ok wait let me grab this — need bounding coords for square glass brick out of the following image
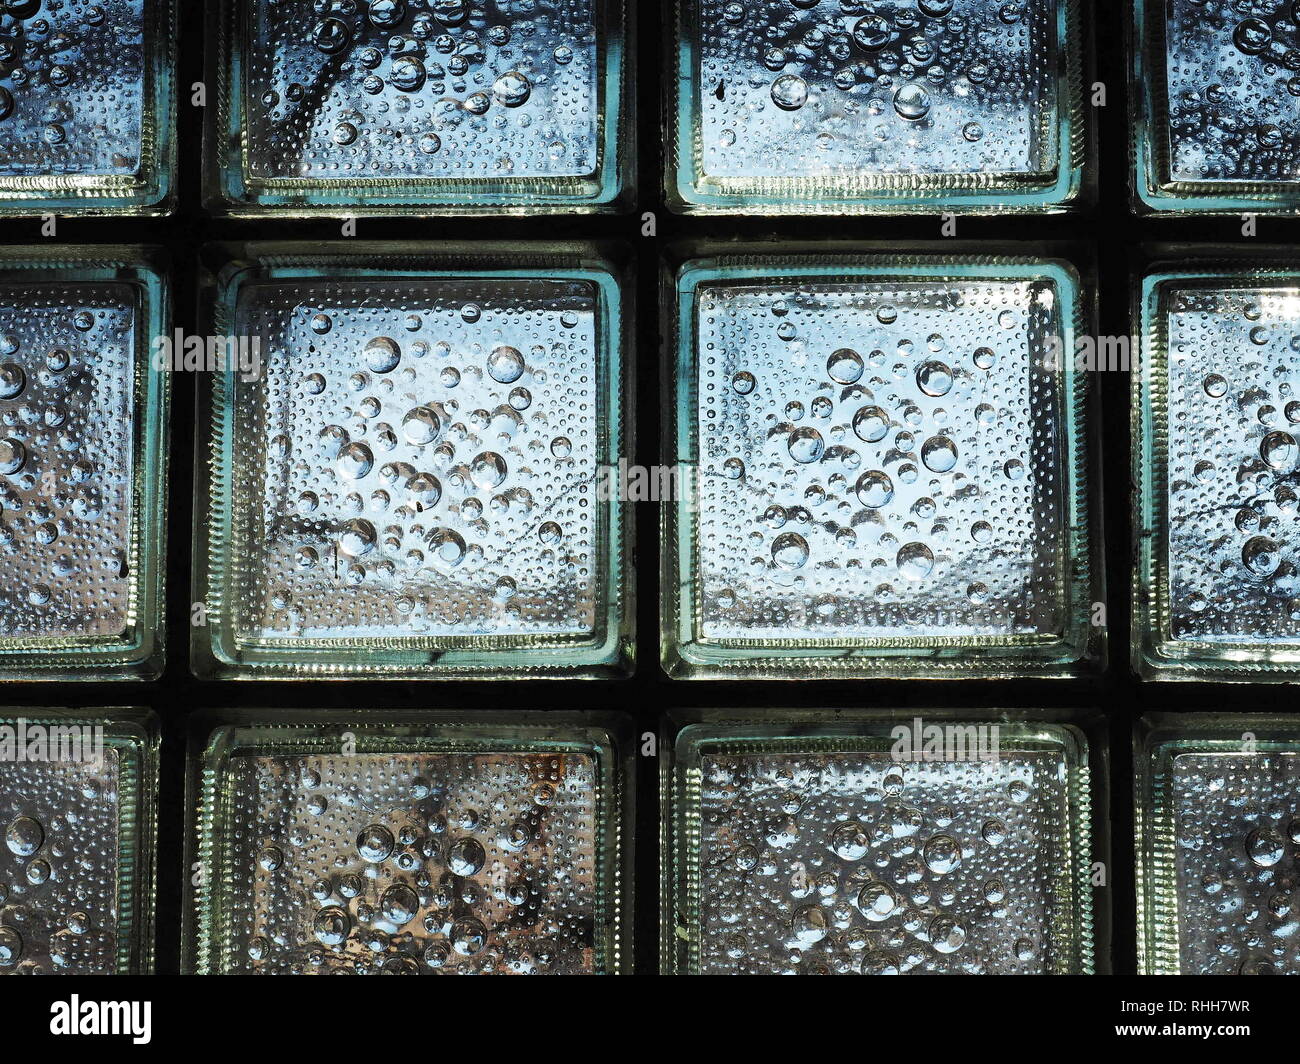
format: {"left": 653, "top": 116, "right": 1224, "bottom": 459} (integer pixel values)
{"left": 664, "top": 252, "right": 1098, "bottom": 679}
{"left": 1134, "top": 263, "right": 1300, "bottom": 679}
{"left": 0, "top": 0, "right": 175, "bottom": 216}
{"left": 670, "top": 0, "right": 1084, "bottom": 214}
{"left": 664, "top": 716, "right": 1096, "bottom": 974}
{"left": 194, "top": 244, "right": 629, "bottom": 678}
{"left": 0, "top": 249, "right": 169, "bottom": 680}
{"left": 1136, "top": 715, "right": 1300, "bottom": 974}
{"left": 0, "top": 709, "right": 158, "bottom": 974}
{"left": 186, "top": 714, "right": 629, "bottom": 974}
{"left": 208, "top": 0, "right": 630, "bottom": 215}
{"left": 1134, "top": 0, "right": 1300, "bottom": 213}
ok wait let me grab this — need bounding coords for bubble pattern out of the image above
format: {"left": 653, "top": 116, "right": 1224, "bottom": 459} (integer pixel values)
{"left": 0, "top": 282, "right": 135, "bottom": 641}
{"left": 1165, "top": 0, "right": 1300, "bottom": 184}
{"left": 0, "top": 0, "right": 146, "bottom": 178}
{"left": 244, "top": 0, "right": 600, "bottom": 182}
{"left": 1165, "top": 284, "right": 1300, "bottom": 643}
{"left": 225, "top": 278, "right": 603, "bottom": 645}
{"left": 692, "top": 0, "right": 1057, "bottom": 182}
{"left": 0, "top": 748, "right": 122, "bottom": 975}
{"left": 1171, "top": 752, "right": 1300, "bottom": 975}
{"left": 692, "top": 747, "right": 1077, "bottom": 974}
{"left": 693, "top": 277, "right": 1067, "bottom": 642}
{"left": 215, "top": 749, "right": 601, "bottom": 974}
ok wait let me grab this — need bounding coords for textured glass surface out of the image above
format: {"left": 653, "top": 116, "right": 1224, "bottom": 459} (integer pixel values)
{"left": 1164, "top": 2, "right": 1300, "bottom": 186}
{"left": 0, "top": 749, "right": 121, "bottom": 974}
{"left": 0, "top": 712, "right": 155, "bottom": 975}
{"left": 0, "top": 0, "right": 144, "bottom": 177}
{"left": 1166, "top": 285, "right": 1300, "bottom": 644}
{"left": 1135, "top": 0, "right": 1300, "bottom": 210}
{"left": 696, "top": 280, "right": 1063, "bottom": 639}
{"left": 215, "top": 0, "right": 626, "bottom": 211}
{"left": 247, "top": 0, "right": 596, "bottom": 180}
{"left": 1137, "top": 718, "right": 1300, "bottom": 974}
{"left": 0, "top": 258, "right": 166, "bottom": 680}
{"left": 232, "top": 281, "right": 600, "bottom": 640}
{"left": 192, "top": 725, "right": 622, "bottom": 974}
{"left": 1135, "top": 269, "right": 1300, "bottom": 678}
{"left": 1170, "top": 752, "right": 1300, "bottom": 975}
{"left": 198, "top": 255, "right": 627, "bottom": 677}
{"left": 701, "top": 1, "right": 1050, "bottom": 179}
{"left": 667, "top": 257, "right": 1095, "bottom": 678}
{"left": 0, "top": 0, "right": 173, "bottom": 213}
{"left": 668, "top": 723, "right": 1094, "bottom": 975}
{"left": 0, "top": 284, "right": 136, "bottom": 640}
{"left": 673, "top": 0, "right": 1081, "bottom": 212}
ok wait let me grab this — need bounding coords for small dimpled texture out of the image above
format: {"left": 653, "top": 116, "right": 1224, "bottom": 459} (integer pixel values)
{"left": 0, "top": 283, "right": 136, "bottom": 641}
{"left": 692, "top": 0, "right": 1057, "bottom": 182}
{"left": 216, "top": 749, "right": 600, "bottom": 974}
{"left": 1164, "top": 0, "right": 1300, "bottom": 185}
{"left": 693, "top": 277, "right": 1067, "bottom": 643}
{"left": 0, "top": 0, "right": 146, "bottom": 178}
{"left": 1164, "top": 284, "right": 1300, "bottom": 644}
{"left": 693, "top": 747, "right": 1075, "bottom": 974}
{"left": 0, "top": 745, "right": 122, "bottom": 974}
{"left": 244, "top": 0, "right": 600, "bottom": 182}
{"left": 1171, "top": 752, "right": 1300, "bottom": 975}
{"left": 226, "top": 278, "right": 602, "bottom": 646}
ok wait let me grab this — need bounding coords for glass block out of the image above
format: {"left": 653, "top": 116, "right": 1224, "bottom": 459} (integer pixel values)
{"left": 664, "top": 251, "right": 1099, "bottom": 679}
{"left": 670, "top": 0, "right": 1084, "bottom": 214}
{"left": 1134, "top": 0, "right": 1300, "bottom": 213}
{"left": 664, "top": 715, "right": 1096, "bottom": 974}
{"left": 1136, "top": 715, "right": 1300, "bottom": 974}
{"left": 1134, "top": 262, "right": 1300, "bottom": 680}
{"left": 0, "top": 709, "right": 158, "bottom": 974}
{"left": 208, "top": 0, "right": 630, "bottom": 215}
{"left": 194, "top": 243, "right": 630, "bottom": 679}
{"left": 0, "top": 249, "right": 169, "bottom": 680}
{"left": 0, "top": 0, "right": 175, "bottom": 216}
{"left": 186, "top": 713, "right": 630, "bottom": 974}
